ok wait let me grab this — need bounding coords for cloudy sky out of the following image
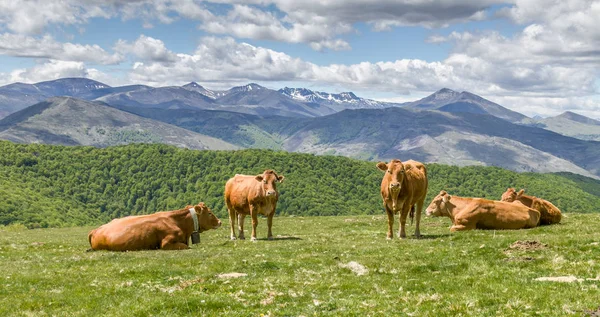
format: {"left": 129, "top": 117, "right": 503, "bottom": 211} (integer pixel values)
{"left": 0, "top": 0, "right": 598, "bottom": 118}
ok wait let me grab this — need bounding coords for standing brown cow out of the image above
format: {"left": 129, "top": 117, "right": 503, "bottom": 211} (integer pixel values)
{"left": 225, "top": 169, "right": 284, "bottom": 241}
{"left": 376, "top": 159, "right": 428, "bottom": 239}
{"left": 501, "top": 188, "right": 562, "bottom": 225}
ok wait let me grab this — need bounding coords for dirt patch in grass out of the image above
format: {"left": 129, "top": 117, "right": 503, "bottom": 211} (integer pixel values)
{"left": 506, "top": 240, "right": 547, "bottom": 251}
{"left": 584, "top": 306, "right": 600, "bottom": 317}
{"left": 503, "top": 240, "right": 547, "bottom": 261}
{"left": 216, "top": 272, "right": 248, "bottom": 279}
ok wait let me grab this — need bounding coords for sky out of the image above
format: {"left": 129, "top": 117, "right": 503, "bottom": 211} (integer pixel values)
{"left": 0, "top": 0, "right": 599, "bottom": 118}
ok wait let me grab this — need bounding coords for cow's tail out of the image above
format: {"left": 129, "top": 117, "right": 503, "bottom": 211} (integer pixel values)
{"left": 86, "top": 229, "right": 95, "bottom": 252}
{"left": 409, "top": 205, "right": 415, "bottom": 225}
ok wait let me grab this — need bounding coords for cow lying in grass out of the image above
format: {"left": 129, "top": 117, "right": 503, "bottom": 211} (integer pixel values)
{"left": 501, "top": 188, "right": 562, "bottom": 225}
{"left": 88, "top": 202, "right": 221, "bottom": 251}
{"left": 425, "top": 190, "right": 540, "bottom": 231}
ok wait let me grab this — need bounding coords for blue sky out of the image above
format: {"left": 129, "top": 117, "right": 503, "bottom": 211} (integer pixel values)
{"left": 0, "top": 0, "right": 598, "bottom": 118}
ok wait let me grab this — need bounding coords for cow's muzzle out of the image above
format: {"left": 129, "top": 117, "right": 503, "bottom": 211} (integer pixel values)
{"left": 266, "top": 190, "right": 276, "bottom": 196}
{"left": 390, "top": 183, "right": 401, "bottom": 191}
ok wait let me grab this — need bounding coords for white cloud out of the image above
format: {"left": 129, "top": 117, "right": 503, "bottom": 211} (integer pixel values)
{"left": 115, "top": 35, "right": 178, "bottom": 63}
{"left": 0, "top": 0, "right": 507, "bottom": 51}
{"left": 0, "top": 33, "right": 123, "bottom": 65}
{"left": 8, "top": 60, "right": 90, "bottom": 83}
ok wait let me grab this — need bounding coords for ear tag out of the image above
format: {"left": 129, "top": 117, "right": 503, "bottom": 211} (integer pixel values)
{"left": 191, "top": 232, "right": 200, "bottom": 244}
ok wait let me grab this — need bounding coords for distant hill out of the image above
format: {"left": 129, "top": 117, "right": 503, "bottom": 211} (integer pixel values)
{"left": 119, "top": 104, "right": 600, "bottom": 178}
{"left": 405, "top": 88, "right": 528, "bottom": 123}
{"left": 535, "top": 111, "right": 600, "bottom": 141}
{"left": 1, "top": 141, "right": 599, "bottom": 228}
{"left": 0, "top": 78, "right": 110, "bottom": 119}
{"left": 0, "top": 97, "right": 238, "bottom": 150}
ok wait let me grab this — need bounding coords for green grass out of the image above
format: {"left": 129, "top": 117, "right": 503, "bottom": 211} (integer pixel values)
{"left": 1, "top": 214, "right": 600, "bottom": 316}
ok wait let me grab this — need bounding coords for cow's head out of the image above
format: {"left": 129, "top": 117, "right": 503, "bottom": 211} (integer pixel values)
{"left": 377, "top": 159, "right": 407, "bottom": 192}
{"left": 501, "top": 187, "right": 517, "bottom": 202}
{"left": 425, "top": 190, "right": 452, "bottom": 217}
{"left": 194, "top": 202, "right": 222, "bottom": 232}
{"left": 255, "top": 169, "right": 284, "bottom": 197}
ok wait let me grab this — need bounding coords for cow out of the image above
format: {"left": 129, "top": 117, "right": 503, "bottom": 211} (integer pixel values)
{"left": 425, "top": 190, "right": 541, "bottom": 231}
{"left": 225, "top": 169, "right": 284, "bottom": 241}
{"left": 88, "top": 202, "right": 221, "bottom": 251}
{"left": 376, "top": 159, "right": 428, "bottom": 239}
{"left": 501, "top": 188, "right": 562, "bottom": 225}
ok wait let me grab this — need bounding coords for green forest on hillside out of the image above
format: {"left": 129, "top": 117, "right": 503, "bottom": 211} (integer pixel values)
{"left": 1, "top": 141, "right": 599, "bottom": 228}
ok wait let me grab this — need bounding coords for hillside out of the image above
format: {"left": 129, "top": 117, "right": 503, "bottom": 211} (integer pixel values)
{"left": 1, "top": 141, "right": 599, "bottom": 228}
{"left": 0, "top": 97, "right": 238, "bottom": 150}
{"left": 2, "top": 214, "right": 600, "bottom": 315}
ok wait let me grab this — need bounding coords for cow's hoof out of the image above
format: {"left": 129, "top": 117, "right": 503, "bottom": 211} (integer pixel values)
{"left": 251, "top": 237, "right": 257, "bottom": 242}
{"left": 238, "top": 236, "right": 245, "bottom": 240}
{"left": 386, "top": 236, "right": 392, "bottom": 240}
{"left": 267, "top": 236, "right": 274, "bottom": 240}
{"left": 230, "top": 236, "right": 237, "bottom": 240}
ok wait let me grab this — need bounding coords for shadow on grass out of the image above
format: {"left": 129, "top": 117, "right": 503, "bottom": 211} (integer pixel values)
{"left": 415, "top": 233, "right": 452, "bottom": 240}
{"left": 259, "top": 236, "right": 302, "bottom": 241}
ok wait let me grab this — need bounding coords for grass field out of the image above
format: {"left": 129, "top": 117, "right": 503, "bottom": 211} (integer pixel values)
{"left": 1, "top": 214, "right": 600, "bottom": 316}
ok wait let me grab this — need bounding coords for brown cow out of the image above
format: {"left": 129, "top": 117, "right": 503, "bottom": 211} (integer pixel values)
{"left": 376, "top": 159, "right": 428, "bottom": 239}
{"left": 88, "top": 202, "right": 221, "bottom": 251}
{"left": 501, "top": 188, "right": 562, "bottom": 225}
{"left": 426, "top": 190, "right": 541, "bottom": 231}
{"left": 225, "top": 169, "right": 284, "bottom": 241}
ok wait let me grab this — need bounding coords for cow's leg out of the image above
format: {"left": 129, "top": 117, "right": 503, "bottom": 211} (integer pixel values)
{"left": 161, "top": 237, "right": 189, "bottom": 250}
{"left": 398, "top": 203, "right": 410, "bottom": 239}
{"left": 249, "top": 205, "right": 259, "bottom": 241}
{"left": 414, "top": 201, "right": 424, "bottom": 238}
{"left": 267, "top": 211, "right": 274, "bottom": 240}
{"left": 228, "top": 207, "right": 237, "bottom": 240}
{"left": 238, "top": 213, "right": 246, "bottom": 240}
{"left": 162, "top": 242, "right": 190, "bottom": 250}
{"left": 385, "top": 205, "right": 394, "bottom": 240}
{"left": 450, "top": 224, "right": 469, "bottom": 232}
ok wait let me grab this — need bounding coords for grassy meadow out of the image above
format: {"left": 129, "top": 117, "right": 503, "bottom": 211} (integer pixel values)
{"left": 1, "top": 214, "right": 600, "bottom": 316}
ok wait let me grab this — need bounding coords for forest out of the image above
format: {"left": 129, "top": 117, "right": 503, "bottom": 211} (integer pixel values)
{"left": 1, "top": 140, "right": 599, "bottom": 228}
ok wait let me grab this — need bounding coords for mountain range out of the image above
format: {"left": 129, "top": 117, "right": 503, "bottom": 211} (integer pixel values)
{"left": 1, "top": 77, "right": 599, "bottom": 178}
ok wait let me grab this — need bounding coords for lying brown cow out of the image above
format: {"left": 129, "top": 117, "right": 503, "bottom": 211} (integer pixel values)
{"left": 501, "top": 188, "right": 562, "bottom": 225}
{"left": 88, "top": 202, "right": 221, "bottom": 251}
{"left": 225, "top": 169, "right": 284, "bottom": 241}
{"left": 426, "top": 190, "right": 541, "bottom": 231}
{"left": 376, "top": 159, "right": 428, "bottom": 239}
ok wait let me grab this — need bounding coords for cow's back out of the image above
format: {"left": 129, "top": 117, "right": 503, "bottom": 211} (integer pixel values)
{"left": 89, "top": 213, "right": 168, "bottom": 251}
{"left": 472, "top": 200, "right": 540, "bottom": 229}
{"left": 225, "top": 174, "right": 258, "bottom": 208}
{"left": 404, "top": 160, "right": 428, "bottom": 202}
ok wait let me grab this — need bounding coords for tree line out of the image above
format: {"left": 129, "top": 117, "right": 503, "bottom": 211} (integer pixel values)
{"left": 0, "top": 141, "right": 599, "bottom": 228}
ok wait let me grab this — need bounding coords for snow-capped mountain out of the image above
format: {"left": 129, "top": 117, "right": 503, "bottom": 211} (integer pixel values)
{"left": 279, "top": 87, "right": 394, "bottom": 111}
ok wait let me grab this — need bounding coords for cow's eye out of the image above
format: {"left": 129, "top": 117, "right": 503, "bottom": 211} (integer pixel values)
{"left": 263, "top": 180, "right": 268, "bottom": 184}
{"left": 387, "top": 170, "right": 392, "bottom": 174}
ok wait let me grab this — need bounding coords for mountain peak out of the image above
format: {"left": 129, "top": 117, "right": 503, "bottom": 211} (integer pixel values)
{"left": 556, "top": 111, "right": 600, "bottom": 126}
{"left": 183, "top": 82, "right": 203, "bottom": 88}
{"left": 432, "top": 88, "right": 459, "bottom": 100}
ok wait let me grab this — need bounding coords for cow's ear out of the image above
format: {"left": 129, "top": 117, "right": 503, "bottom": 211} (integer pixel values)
{"left": 255, "top": 175, "right": 264, "bottom": 182}
{"left": 443, "top": 195, "right": 451, "bottom": 203}
{"left": 277, "top": 175, "right": 285, "bottom": 183}
{"left": 440, "top": 190, "right": 447, "bottom": 195}
{"left": 376, "top": 162, "right": 388, "bottom": 171}
{"left": 517, "top": 189, "right": 525, "bottom": 197}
